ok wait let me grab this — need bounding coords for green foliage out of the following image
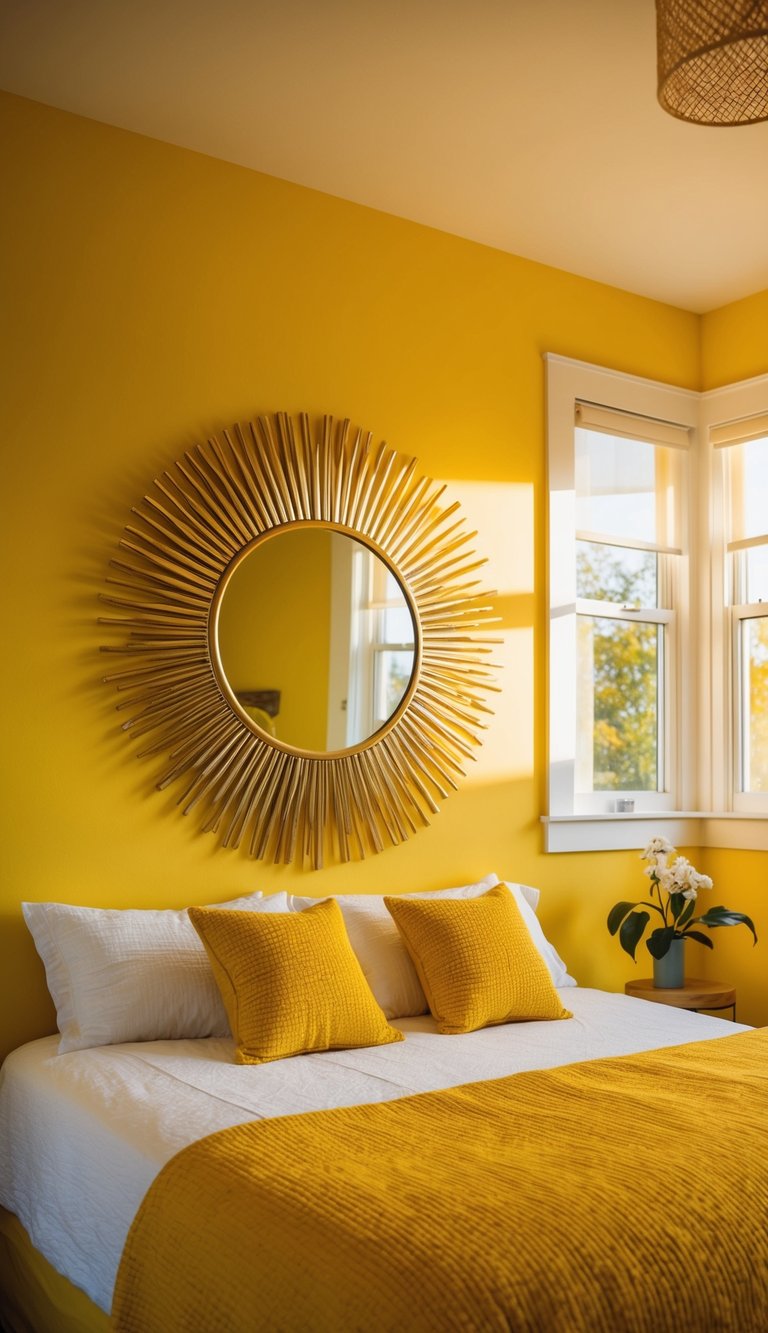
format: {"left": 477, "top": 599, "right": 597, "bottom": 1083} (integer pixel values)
{"left": 696, "top": 906, "right": 758, "bottom": 940}
{"left": 577, "top": 544, "right": 658, "bottom": 791}
{"left": 618, "top": 909, "right": 650, "bottom": 961}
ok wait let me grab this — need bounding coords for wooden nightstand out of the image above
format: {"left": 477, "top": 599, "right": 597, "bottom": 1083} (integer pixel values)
{"left": 624, "top": 977, "right": 737, "bottom": 1021}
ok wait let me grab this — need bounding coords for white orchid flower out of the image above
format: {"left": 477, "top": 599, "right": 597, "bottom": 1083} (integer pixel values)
{"left": 641, "top": 835, "right": 674, "bottom": 861}
{"left": 670, "top": 855, "right": 692, "bottom": 877}
{"left": 658, "top": 869, "right": 683, "bottom": 894}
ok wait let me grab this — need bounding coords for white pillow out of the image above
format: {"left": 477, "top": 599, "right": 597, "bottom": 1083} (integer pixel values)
{"left": 497, "top": 882, "right": 576, "bottom": 989}
{"left": 405, "top": 875, "right": 575, "bottom": 989}
{"left": 407, "top": 877, "right": 539, "bottom": 911}
{"left": 290, "top": 876, "right": 500, "bottom": 1019}
{"left": 290, "top": 874, "right": 574, "bottom": 1019}
{"left": 22, "top": 891, "right": 290, "bottom": 1052}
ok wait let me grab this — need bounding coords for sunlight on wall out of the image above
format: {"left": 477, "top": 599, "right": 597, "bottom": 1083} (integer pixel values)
{"left": 547, "top": 486, "right": 577, "bottom": 767}
{"left": 467, "top": 627, "right": 534, "bottom": 781}
{"left": 442, "top": 481, "right": 535, "bottom": 782}
{"left": 447, "top": 480, "right": 534, "bottom": 596}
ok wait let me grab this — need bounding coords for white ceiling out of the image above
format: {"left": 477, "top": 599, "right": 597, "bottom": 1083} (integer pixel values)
{"left": 2, "top": 0, "right": 767, "bottom": 313}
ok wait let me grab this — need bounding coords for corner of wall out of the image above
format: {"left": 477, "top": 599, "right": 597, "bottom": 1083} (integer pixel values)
{"left": 699, "top": 288, "right": 768, "bottom": 390}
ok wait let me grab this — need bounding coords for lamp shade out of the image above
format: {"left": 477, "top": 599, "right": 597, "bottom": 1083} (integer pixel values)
{"left": 656, "top": 0, "right": 768, "bottom": 125}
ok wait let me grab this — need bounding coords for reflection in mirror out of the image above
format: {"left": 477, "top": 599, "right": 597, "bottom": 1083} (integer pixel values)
{"left": 216, "top": 528, "right": 416, "bottom": 753}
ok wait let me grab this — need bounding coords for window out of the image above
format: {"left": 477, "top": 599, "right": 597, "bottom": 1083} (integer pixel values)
{"left": 365, "top": 555, "right": 416, "bottom": 735}
{"left": 712, "top": 414, "right": 768, "bottom": 811}
{"left": 546, "top": 355, "right": 768, "bottom": 853}
{"left": 574, "top": 405, "right": 685, "bottom": 804}
{"left": 327, "top": 537, "right": 415, "bottom": 749}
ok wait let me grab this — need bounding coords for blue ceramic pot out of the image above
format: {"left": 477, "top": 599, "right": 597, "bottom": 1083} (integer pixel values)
{"left": 653, "top": 938, "right": 685, "bottom": 988}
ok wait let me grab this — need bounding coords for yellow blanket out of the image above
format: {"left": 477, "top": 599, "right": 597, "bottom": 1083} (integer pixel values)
{"left": 112, "top": 1029, "right": 768, "bottom": 1332}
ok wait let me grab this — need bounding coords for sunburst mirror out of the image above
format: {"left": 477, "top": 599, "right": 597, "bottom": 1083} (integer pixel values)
{"left": 101, "top": 413, "right": 498, "bottom": 867}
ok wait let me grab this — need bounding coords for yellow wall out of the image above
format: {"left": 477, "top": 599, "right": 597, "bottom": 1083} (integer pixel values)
{"left": 695, "top": 848, "right": 764, "bottom": 1022}
{"left": 700, "top": 288, "right": 768, "bottom": 390}
{"left": 0, "top": 90, "right": 763, "bottom": 1062}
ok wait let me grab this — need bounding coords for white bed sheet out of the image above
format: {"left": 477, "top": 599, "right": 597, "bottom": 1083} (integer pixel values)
{"left": 0, "top": 988, "right": 748, "bottom": 1314}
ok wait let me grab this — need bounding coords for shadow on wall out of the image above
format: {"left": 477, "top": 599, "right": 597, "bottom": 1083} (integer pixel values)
{"left": 0, "top": 911, "right": 56, "bottom": 1065}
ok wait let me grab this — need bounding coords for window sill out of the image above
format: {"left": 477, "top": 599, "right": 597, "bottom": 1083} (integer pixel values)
{"left": 542, "top": 812, "right": 768, "bottom": 853}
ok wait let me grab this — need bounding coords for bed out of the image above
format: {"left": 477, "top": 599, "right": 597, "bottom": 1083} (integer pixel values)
{"left": 0, "top": 878, "right": 765, "bottom": 1331}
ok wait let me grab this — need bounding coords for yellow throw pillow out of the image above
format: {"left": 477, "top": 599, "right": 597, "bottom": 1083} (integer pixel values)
{"left": 188, "top": 899, "right": 403, "bottom": 1065}
{"left": 384, "top": 884, "right": 572, "bottom": 1034}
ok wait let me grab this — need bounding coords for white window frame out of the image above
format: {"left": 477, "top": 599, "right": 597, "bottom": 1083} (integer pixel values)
{"left": 544, "top": 354, "right": 768, "bottom": 853}
{"left": 327, "top": 540, "right": 415, "bottom": 749}
{"left": 700, "top": 376, "right": 768, "bottom": 821}
{"left": 368, "top": 554, "right": 416, "bottom": 734}
{"left": 573, "top": 601, "right": 675, "bottom": 811}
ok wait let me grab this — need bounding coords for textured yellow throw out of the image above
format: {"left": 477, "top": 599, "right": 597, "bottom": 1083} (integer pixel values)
{"left": 112, "top": 1030, "right": 768, "bottom": 1332}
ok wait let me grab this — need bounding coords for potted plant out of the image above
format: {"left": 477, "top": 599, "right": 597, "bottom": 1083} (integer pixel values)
{"left": 608, "top": 836, "right": 758, "bottom": 988}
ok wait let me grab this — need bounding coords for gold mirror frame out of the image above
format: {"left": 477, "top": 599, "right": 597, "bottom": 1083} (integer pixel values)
{"left": 101, "top": 413, "right": 498, "bottom": 867}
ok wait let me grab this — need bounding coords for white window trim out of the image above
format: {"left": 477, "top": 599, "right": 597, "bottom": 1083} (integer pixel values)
{"left": 701, "top": 372, "right": 768, "bottom": 820}
{"left": 543, "top": 812, "right": 768, "bottom": 853}
{"left": 544, "top": 354, "right": 768, "bottom": 853}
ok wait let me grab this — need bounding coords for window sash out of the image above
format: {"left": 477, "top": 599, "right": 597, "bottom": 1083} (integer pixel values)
{"left": 576, "top": 528, "right": 681, "bottom": 557}
{"left": 576, "top": 599, "right": 673, "bottom": 624}
{"left": 732, "top": 605, "right": 768, "bottom": 807}
{"left": 547, "top": 355, "right": 698, "bottom": 828}
{"left": 574, "top": 425, "right": 684, "bottom": 552}
{"left": 575, "top": 612, "right": 669, "bottom": 799}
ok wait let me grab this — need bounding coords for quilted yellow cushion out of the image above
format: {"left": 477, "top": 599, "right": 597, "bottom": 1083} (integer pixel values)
{"left": 189, "top": 899, "right": 403, "bottom": 1064}
{"left": 384, "top": 884, "right": 572, "bottom": 1034}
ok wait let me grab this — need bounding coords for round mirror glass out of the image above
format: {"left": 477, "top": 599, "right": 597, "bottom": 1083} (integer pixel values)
{"left": 215, "top": 528, "right": 417, "bottom": 753}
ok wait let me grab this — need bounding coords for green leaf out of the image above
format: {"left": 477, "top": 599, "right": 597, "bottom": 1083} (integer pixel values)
{"left": 619, "top": 910, "right": 650, "bottom": 960}
{"left": 677, "top": 898, "right": 696, "bottom": 929}
{"left": 646, "top": 925, "right": 677, "bottom": 959}
{"left": 607, "top": 901, "right": 639, "bottom": 936}
{"left": 680, "top": 929, "right": 714, "bottom": 949}
{"left": 693, "top": 907, "right": 758, "bottom": 945}
{"left": 670, "top": 894, "right": 685, "bottom": 922}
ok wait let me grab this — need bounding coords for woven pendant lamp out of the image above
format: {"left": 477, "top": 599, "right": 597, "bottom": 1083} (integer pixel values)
{"left": 656, "top": 0, "right": 768, "bottom": 125}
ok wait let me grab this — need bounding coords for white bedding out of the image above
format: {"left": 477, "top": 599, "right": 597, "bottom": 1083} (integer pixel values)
{"left": 0, "top": 988, "right": 748, "bottom": 1314}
